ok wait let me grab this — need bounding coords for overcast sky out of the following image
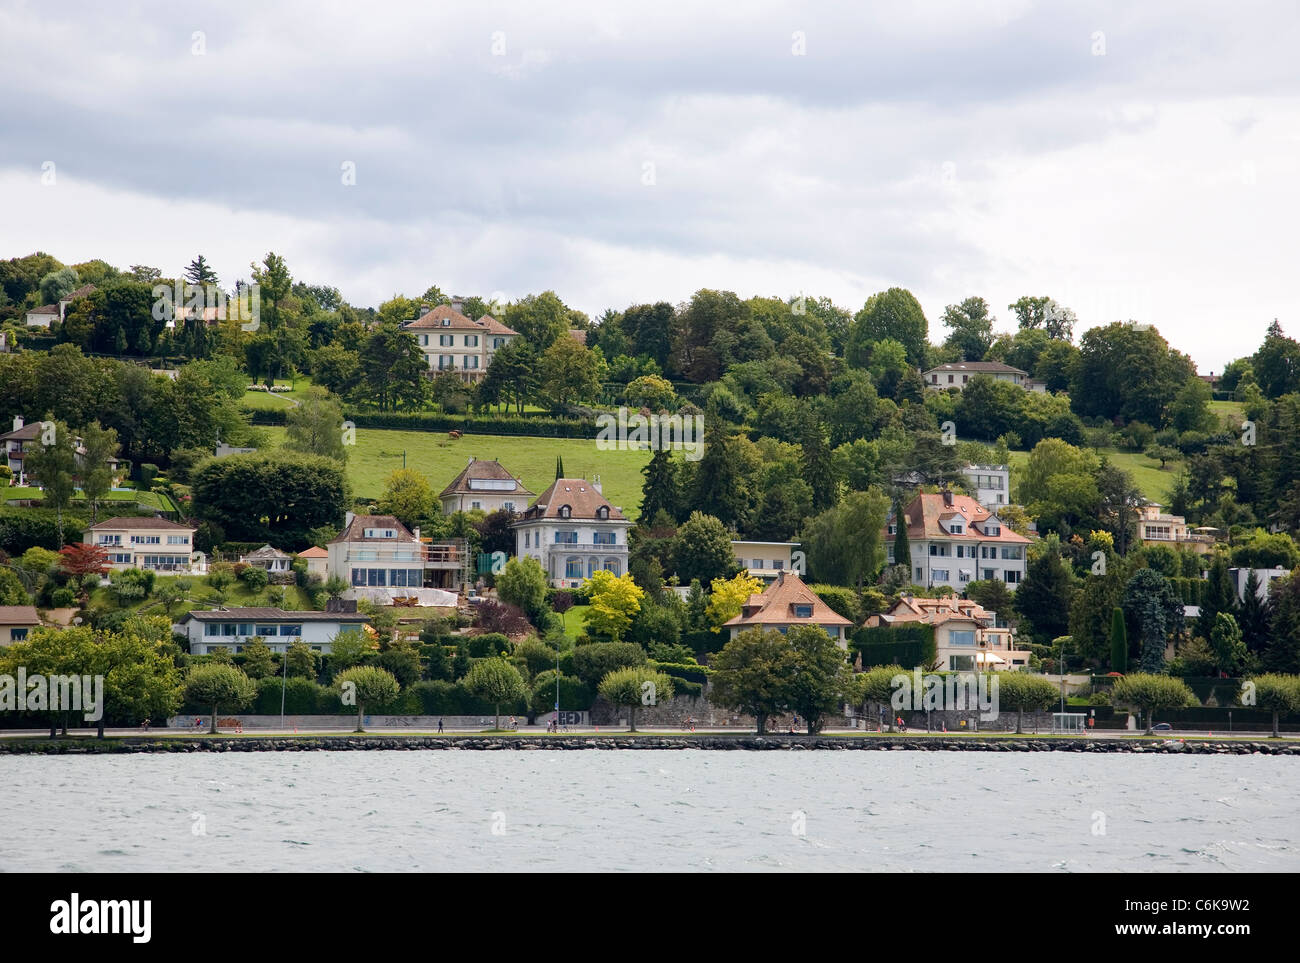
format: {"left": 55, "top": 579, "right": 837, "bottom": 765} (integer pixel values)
{"left": 2, "top": 0, "right": 1298, "bottom": 371}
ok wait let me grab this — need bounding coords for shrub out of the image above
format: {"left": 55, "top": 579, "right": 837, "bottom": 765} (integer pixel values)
{"left": 239, "top": 566, "right": 269, "bottom": 591}
{"left": 467, "top": 632, "right": 512, "bottom": 658}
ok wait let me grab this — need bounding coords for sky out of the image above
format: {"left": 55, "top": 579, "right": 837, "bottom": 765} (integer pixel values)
{"left": 2, "top": 0, "right": 1298, "bottom": 372}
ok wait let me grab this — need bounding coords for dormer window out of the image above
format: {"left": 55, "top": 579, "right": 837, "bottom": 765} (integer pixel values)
{"left": 596, "top": 506, "right": 609, "bottom": 520}
{"left": 949, "top": 521, "right": 963, "bottom": 534}
{"left": 793, "top": 604, "right": 813, "bottom": 618}
{"left": 559, "top": 505, "right": 571, "bottom": 519}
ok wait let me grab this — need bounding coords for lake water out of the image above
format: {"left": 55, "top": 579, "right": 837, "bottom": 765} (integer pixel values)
{"left": 3, "top": 751, "right": 1297, "bottom": 872}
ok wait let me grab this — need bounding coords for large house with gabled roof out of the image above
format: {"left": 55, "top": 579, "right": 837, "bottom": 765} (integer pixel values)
{"left": 886, "top": 490, "right": 1030, "bottom": 591}
{"left": 512, "top": 477, "right": 630, "bottom": 588}
{"left": 402, "top": 300, "right": 519, "bottom": 383}
{"left": 24, "top": 283, "right": 97, "bottom": 328}
{"left": 439, "top": 457, "right": 534, "bottom": 515}
{"left": 922, "top": 361, "right": 1030, "bottom": 390}
{"left": 722, "top": 570, "right": 852, "bottom": 647}
{"left": 327, "top": 512, "right": 467, "bottom": 596}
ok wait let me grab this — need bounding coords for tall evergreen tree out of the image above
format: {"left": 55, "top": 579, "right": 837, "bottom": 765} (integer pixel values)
{"left": 639, "top": 449, "right": 679, "bottom": 524}
{"left": 556, "top": 456, "right": 564, "bottom": 479}
{"left": 1198, "top": 554, "right": 1236, "bottom": 641}
{"left": 1109, "top": 606, "right": 1128, "bottom": 673}
{"left": 891, "top": 498, "right": 911, "bottom": 572}
{"left": 800, "top": 416, "right": 837, "bottom": 511}
{"left": 184, "top": 255, "right": 219, "bottom": 287}
{"left": 1238, "top": 569, "right": 1272, "bottom": 653}
{"left": 1015, "top": 540, "right": 1077, "bottom": 644}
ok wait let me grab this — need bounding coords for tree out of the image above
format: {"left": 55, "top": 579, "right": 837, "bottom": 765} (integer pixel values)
{"left": 95, "top": 617, "right": 183, "bottom": 738}
{"left": 77, "top": 421, "right": 119, "bottom": 524}
{"left": 671, "top": 511, "right": 739, "bottom": 585}
{"left": 1208, "top": 613, "right": 1246, "bottom": 676}
{"left": 1112, "top": 673, "right": 1196, "bottom": 734}
{"left": 242, "top": 637, "right": 276, "bottom": 679}
{"left": 504, "top": 291, "right": 572, "bottom": 350}
{"left": 284, "top": 387, "right": 347, "bottom": 461}
{"left": 891, "top": 497, "right": 911, "bottom": 573}
{"left": 1238, "top": 570, "right": 1271, "bottom": 654}
{"left": 184, "top": 664, "right": 257, "bottom": 734}
{"left": 358, "top": 325, "right": 427, "bottom": 411}
{"left": 624, "top": 374, "right": 677, "bottom": 412}
{"left": 848, "top": 288, "right": 928, "bottom": 368}
{"left": 286, "top": 639, "right": 318, "bottom": 679}
{"left": 1008, "top": 296, "right": 1076, "bottom": 341}
{"left": 710, "top": 628, "right": 797, "bottom": 734}
{"left": 996, "top": 672, "right": 1061, "bottom": 733}
{"left": 23, "top": 418, "right": 78, "bottom": 546}
{"left": 1110, "top": 607, "right": 1128, "bottom": 673}
{"left": 465, "top": 657, "right": 527, "bottom": 730}
{"left": 1244, "top": 674, "right": 1300, "bottom": 738}
{"left": 785, "top": 626, "right": 852, "bottom": 733}
{"left": 1198, "top": 555, "right": 1236, "bottom": 642}
{"left": 191, "top": 452, "right": 347, "bottom": 545}
{"left": 1122, "top": 568, "right": 1184, "bottom": 674}
{"left": 334, "top": 665, "right": 400, "bottom": 732}
{"left": 39, "top": 267, "right": 79, "bottom": 305}
{"left": 598, "top": 666, "right": 674, "bottom": 732}
{"left": 582, "top": 570, "right": 645, "bottom": 641}
{"left": 378, "top": 469, "right": 433, "bottom": 530}
{"left": 1015, "top": 541, "right": 1077, "bottom": 645}
{"left": 639, "top": 449, "right": 680, "bottom": 524}
{"left": 1251, "top": 320, "right": 1300, "bottom": 398}
{"left": 1070, "top": 323, "right": 1197, "bottom": 426}
{"left": 184, "top": 255, "right": 219, "bottom": 287}
{"left": 57, "top": 543, "right": 108, "bottom": 578}
{"left": 941, "top": 296, "right": 995, "bottom": 361}
{"left": 854, "top": 664, "right": 906, "bottom": 732}
{"left": 801, "top": 488, "right": 891, "bottom": 589}
{"left": 705, "top": 573, "right": 766, "bottom": 632}
{"left": 537, "top": 337, "right": 604, "bottom": 412}
{"left": 496, "top": 556, "right": 549, "bottom": 625}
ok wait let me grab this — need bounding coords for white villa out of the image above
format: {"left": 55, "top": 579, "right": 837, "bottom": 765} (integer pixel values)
{"left": 84, "top": 516, "right": 203, "bottom": 573}
{"left": 175, "top": 605, "right": 370, "bottom": 654}
{"left": 402, "top": 301, "right": 519, "bottom": 383}
{"left": 512, "top": 477, "right": 631, "bottom": 588}
{"left": 730, "top": 540, "right": 800, "bottom": 582}
{"left": 439, "top": 457, "right": 534, "bottom": 515}
{"left": 922, "top": 361, "right": 1030, "bottom": 390}
{"left": 867, "top": 595, "right": 1029, "bottom": 671}
{"left": 24, "top": 283, "right": 96, "bottom": 328}
{"left": 887, "top": 491, "right": 1030, "bottom": 591}
{"left": 327, "top": 513, "right": 467, "bottom": 597}
{"left": 962, "top": 464, "right": 1010, "bottom": 509}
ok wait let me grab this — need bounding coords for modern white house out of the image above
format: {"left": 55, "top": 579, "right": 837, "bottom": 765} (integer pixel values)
{"left": 886, "top": 491, "right": 1030, "bottom": 591}
{"left": 512, "top": 477, "right": 631, "bottom": 588}
{"left": 175, "top": 605, "right": 370, "bottom": 654}
{"left": 1229, "top": 566, "right": 1291, "bottom": 602}
{"left": 1135, "top": 503, "right": 1215, "bottom": 555}
{"left": 402, "top": 301, "right": 519, "bottom": 383}
{"left": 962, "top": 464, "right": 1010, "bottom": 509}
{"left": 439, "top": 457, "right": 534, "bottom": 515}
{"left": 866, "top": 595, "right": 1029, "bottom": 671}
{"left": 721, "top": 570, "right": 852, "bottom": 647}
{"left": 922, "top": 361, "right": 1029, "bottom": 390}
{"left": 84, "top": 516, "right": 203, "bottom": 573}
{"left": 730, "top": 540, "right": 801, "bottom": 582}
{"left": 327, "top": 513, "right": 467, "bottom": 597}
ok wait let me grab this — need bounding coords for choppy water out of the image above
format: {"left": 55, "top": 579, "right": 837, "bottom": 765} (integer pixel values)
{"left": 2, "top": 751, "right": 1296, "bottom": 871}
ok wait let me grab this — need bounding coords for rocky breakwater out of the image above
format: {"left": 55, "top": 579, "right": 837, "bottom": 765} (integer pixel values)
{"left": 2, "top": 735, "right": 1299, "bottom": 754}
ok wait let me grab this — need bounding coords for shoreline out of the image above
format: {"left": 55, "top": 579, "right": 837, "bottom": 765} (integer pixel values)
{"left": 3, "top": 734, "right": 1299, "bottom": 754}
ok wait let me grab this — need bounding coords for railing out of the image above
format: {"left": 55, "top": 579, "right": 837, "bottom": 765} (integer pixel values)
{"left": 545, "top": 542, "right": 625, "bottom": 551}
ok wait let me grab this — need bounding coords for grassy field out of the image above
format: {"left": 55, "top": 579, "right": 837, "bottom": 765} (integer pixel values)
{"left": 256, "top": 426, "right": 652, "bottom": 513}
{"left": 240, "top": 375, "right": 317, "bottom": 410}
{"left": 561, "top": 604, "right": 590, "bottom": 639}
{"left": 88, "top": 573, "right": 319, "bottom": 622}
{"left": 1007, "top": 447, "right": 1177, "bottom": 504}
{"left": 4, "top": 486, "right": 178, "bottom": 513}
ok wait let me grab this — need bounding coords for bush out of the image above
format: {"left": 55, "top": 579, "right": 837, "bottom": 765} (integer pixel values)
{"left": 852, "top": 624, "right": 936, "bottom": 669}
{"left": 0, "top": 507, "right": 90, "bottom": 554}
{"left": 809, "top": 585, "right": 860, "bottom": 624}
{"left": 239, "top": 566, "right": 269, "bottom": 591}
{"left": 50, "top": 587, "right": 75, "bottom": 607}
{"left": 467, "top": 632, "right": 512, "bottom": 658}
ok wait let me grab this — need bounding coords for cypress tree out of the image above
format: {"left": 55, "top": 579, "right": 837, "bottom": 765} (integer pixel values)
{"left": 556, "top": 456, "right": 564, "bottom": 479}
{"left": 1109, "top": 606, "right": 1128, "bottom": 673}
{"left": 892, "top": 497, "right": 911, "bottom": 572}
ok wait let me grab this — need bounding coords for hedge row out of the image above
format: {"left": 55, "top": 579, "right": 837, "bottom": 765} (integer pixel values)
{"left": 852, "top": 624, "right": 937, "bottom": 669}
{"left": 0, "top": 506, "right": 90, "bottom": 554}
{"left": 246, "top": 408, "right": 603, "bottom": 438}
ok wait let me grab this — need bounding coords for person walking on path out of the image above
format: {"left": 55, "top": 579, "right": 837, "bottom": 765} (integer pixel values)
{"left": 437, "top": 718, "right": 444, "bottom": 733}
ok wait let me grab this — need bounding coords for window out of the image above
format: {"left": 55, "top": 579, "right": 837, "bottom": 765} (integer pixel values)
{"left": 167, "top": 535, "right": 189, "bottom": 545}
{"left": 587, "top": 557, "right": 598, "bottom": 578}
{"left": 603, "top": 558, "right": 620, "bottom": 575}
{"left": 597, "top": 506, "right": 609, "bottom": 520}
{"left": 363, "top": 528, "right": 396, "bottom": 539}
{"left": 504, "top": 502, "right": 514, "bottom": 512}
{"left": 887, "top": 523, "right": 896, "bottom": 535}
{"left": 222, "top": 623, "right": 238, "bottom": 636}
{"left": 464, "top": 335, "right": 479, "bottom": 347}
{"left": 793, "top": 604, "right": 813, "bottom": 618}
{"left": 985, "top": 523, "right": 1001, "bottom": 536}
{"left": 983, "top": 568, "right": 995, "bottom": 581}
{"left": 554, "top": 531, "right": 578, "bottom": 544}
{"left": 280, "top": 624, "right": 302, "bottom": 636}
{"left": 471, "top": 501, "right": 481, "bottom": 510}
{"left": 524, "top": 532, "right": 530, "bottom": 548}
{"left": 468, "top": 356, "right": 479, "bottom": 369}
{"left": 11, "top": 627, "right": 28, "bottom": 641}
{"left": 565, "top": 557, "right": 582, "bottom": 579}
{"left": 1000, "top": 546, "right": 1023, "bottom": 560}
{"left": 949, "top": 522, "right": 963, "bottom": 534}
{"left": 950, "top": 630, "right": 975, "bottom": 647}
{"left": 440, "top": 334, "right": 453, "bottom": 346}
{"left": 752, "top": 558, "right": 764, "bottom": 569}
{"left": 931, "top": 374, "right": 938, "bottom": 383}
{"left": 963, "top": 375, "right": 969, "bottom": 384}
{"left": 932, "top": 569, "right": 950, "bottom": 582}
{"left": 947, "top": 374, "right": 954, "bottom": 383}
{"left": 205, "top": 623, "right": 220, "bottom": 636}
{"left": 257, "top": 625, "right": 279, "bottom": 636}
{"left": 559, "top": 505, "right": 571, "bottom": 518}
{"left": 420, "top": 334, "right": 428, "bottom": 346}
{"left": 109, "top": 553, "right": 132, "bottom": 564}
{"left": 1004, "top": 570, "right": 1021, "bottom": 584}
{"left": 915, "top": 567, "right": 924, "bottom": 581}
{"left": 131, "top": 535, "right": 161, "bottom": 544}
{"left": 949, "top": 655, "right": 975, "bottom": 671}
{"left": 98, "top": 534, "right": 121, "bottom": 545}
{"left": 594, "top": 532, "right": 616, "bottom": 545}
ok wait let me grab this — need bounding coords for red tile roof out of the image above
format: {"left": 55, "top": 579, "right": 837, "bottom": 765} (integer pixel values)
{"left": 439, "top": 457, "right": 534, "bottom": 498}
{"left": 890, "top": 492, "right": 1029, "bottom": 544}
{"left": 519, "top": 479, "right": 626, "bottom": 521}
{"left": 404, "top": 305, "right": 518, "bottom": 337}
{"left": 723, "top": 571, "right": 852, "bottom": 630}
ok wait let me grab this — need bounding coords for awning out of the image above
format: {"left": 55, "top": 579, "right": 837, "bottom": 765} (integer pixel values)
{"left": 975, "top": 651, "right": 1006, "bottom": 664}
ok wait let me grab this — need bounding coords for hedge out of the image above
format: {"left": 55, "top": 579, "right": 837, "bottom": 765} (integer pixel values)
{"left": 246, "top": 408, "right": 603, "bottom": 438}
{"left": 0, "top": 506, "right": 90, "bottom": 554}
{"left": 852, "top": 624, "right": 937, "bottom": 669}
{"left": 809, "top": 585, "right": 860, "bottom": 623}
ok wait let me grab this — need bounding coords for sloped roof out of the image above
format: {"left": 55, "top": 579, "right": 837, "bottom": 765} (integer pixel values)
{"left": 329, "top": 514, "right": 415, "bottom": 543}
{"left": 242, "top": 544, "right": 290, "bottom": 560}
{"left": 403, "top": 304, "right": 518, "bottom": 337}
{"left": 517, "top": 478, "right": 626, "bottom": 522}
{"left": 86, "top": 516, "right": 194, "bottom": 531}
{"left": 923, "top": 361, "right": 1028, "bottom": 376}
{"left": 891, "top": 492, "right": 1029, "bottom": 544}
{"left": 62, "top": 284, "right": 97, "bottom": 302}
{"left": 26, "top": 304, "right": 59, "bottom": 315}
{"left": 0, "top": 422, "right": 43, "bottom": 442}
{"left": 297, "top": 546, "right": 328, "bottom": 558}
{"left": 0, "top": 605, "right": 41, "bottom": 626}
{"left": 439, "top": 457, "right": 534, "bottom": 498}
{"left": 177, "top": 607, "right": 368, "bottom": 623}
{"left": 723, "top": 571, "right": 852, "bottom": 629}
{"left": 476, "top": 314, "right": 518, "bottom": 336}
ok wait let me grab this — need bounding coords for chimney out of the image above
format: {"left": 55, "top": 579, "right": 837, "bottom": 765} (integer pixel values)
{"left": 592, "top": 474, "right": 602, "bottom": 494}
{"left": 777, "top": 569, "right": 786, "bottom": 585}
{"left": 344, "top": 511, "right": 355, "bottom": 529}
{"left": 412, "top": 527, "right": 420, "bottom": 541}
{"left": 12, "top": 415, "right": 23, "bottom": 431}
{"left": 942, "top": 489, "right": 954, "bottom": 507}
{"left": 419, "top": 305, "right": 431, "bottom": 318}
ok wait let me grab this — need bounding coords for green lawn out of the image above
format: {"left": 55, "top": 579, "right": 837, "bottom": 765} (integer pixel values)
{"left": 1007, "top": 446, "right": 1176, "bottom": 504}
{"left": 241, "top": 374, "right": 317, "bottom": 410}
{"left": 4, "top": 487, "right": 176, "bottom": 513}
{"left": 561, "top": 604, "right": 590, "bottom": 639}
{"left": 89, "top": 574, "right": 319, "bottom": 622}
{"left": 256, "top": 426, "right": 652, "bottom": 513}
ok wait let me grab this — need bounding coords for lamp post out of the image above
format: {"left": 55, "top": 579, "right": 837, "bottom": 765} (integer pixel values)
{"left": 279, "top": 643, "right": 289, "bottom": 731}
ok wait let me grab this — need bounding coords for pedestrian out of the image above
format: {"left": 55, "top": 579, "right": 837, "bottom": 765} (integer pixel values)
{"left": 437, "top": 717, "right": 444, "bottom": 733}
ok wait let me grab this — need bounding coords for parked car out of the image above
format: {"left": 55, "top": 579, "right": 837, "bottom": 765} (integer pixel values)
{"left": 1151, "top": 722, "right": 1173, "bottom": 732}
